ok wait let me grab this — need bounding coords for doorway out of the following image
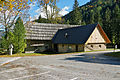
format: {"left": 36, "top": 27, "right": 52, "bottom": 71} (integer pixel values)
{"left": 76, "top": 45, "right": 78, "bottom": 52}
{"left": 54, "top": 44, "right": 58, "bottom": 52}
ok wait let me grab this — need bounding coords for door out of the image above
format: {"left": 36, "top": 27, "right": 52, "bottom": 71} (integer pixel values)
{"left": 76, "top": 45, "right": 78, "bottom": 52}
{"left": 54, "top": 44, "right": 58, "bottom": 52}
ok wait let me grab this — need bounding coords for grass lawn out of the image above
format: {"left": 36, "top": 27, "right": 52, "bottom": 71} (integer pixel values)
{"left": 0, "top": 53, "right": 46, "bottom": 57}
{"left": 0, "top": 48, "right": 117, "bottom": 57}
{"left": 104, "top": 52, "right": 120, "bottom": 58}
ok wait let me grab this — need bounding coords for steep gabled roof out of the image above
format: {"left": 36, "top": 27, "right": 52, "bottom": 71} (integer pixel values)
{"left": 25, "top": 22, "right": 79, "bottom": 40}
{"left": 52, "top": 23, "right": 111, "bottom": 44}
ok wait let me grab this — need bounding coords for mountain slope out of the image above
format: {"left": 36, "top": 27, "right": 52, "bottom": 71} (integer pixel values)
{"left": 63, "top": 0, "right": 120, "bottom": 45}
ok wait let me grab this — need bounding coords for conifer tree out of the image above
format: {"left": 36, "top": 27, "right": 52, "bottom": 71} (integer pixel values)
{"left": 89, "top": 10, "right": 95, "bottom": 24}
{"left": 13, "top": 17, "right": 26, "bottom": 53}
{"left": 73, "top": 0, "right": 79, "bottom": 10}
{"left": 71, "top": 0, "right": 82, "bottom": 25}
{"left": 112, "top": 4, "right": 120, "bottom": 45}
{"left": 103, "top": 7, "right": 112, "bottom": 40}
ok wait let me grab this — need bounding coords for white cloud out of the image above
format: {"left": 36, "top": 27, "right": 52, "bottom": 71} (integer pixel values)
{"left": 31, "top": 6, "right": 50, "bottom": 21}
{"left": 59, "top": 6, "right": 69, "bottom": 16}
{"left": 30, "top": 6, "right": 70, "bottom": 21}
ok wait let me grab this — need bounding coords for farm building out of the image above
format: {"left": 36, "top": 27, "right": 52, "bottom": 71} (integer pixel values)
{"left": 25, "top": 22, "right": 79, "bottom": 53}
{"left": 52, "top": 23, "right": 111, "bottom": 52}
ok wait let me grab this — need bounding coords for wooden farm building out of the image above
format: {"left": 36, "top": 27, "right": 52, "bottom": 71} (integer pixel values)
{"left": 52, "top": 23, "right": 111, "bottom": 52}
{"left": 25, "top": 23, "right": 111, "bottom": 53}
{"left": 25, "top": 22, "right": 78, "bottom": 53}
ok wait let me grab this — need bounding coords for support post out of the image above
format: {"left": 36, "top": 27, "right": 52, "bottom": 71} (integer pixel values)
{"left": 9, "top": 44, "right": 13, "bottom": 55}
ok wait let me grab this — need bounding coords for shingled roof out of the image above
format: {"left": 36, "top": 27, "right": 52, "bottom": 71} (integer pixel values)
{"left": 25, "top": 22, "right": 79, "bottom": 40}
{"left": 52, "top": 23, "right": 105, "bottom": 44}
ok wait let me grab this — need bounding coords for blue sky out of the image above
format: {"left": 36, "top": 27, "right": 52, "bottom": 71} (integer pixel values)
{"left": 57, "top": 0, "right": 90, "bottom": 12}
{"left": 29, "top": 0, "right": 90, "bottom": 20}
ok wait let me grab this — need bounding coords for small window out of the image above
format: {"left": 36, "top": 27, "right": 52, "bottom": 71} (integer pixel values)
{"left": 68, "top": 45, "right": 72, "bottom": 49}
{"left": 91, "top": 45, "right": 93, "bottom": 48}
{"left": 65, "top": 33, "right": 68, "bottom": 38}
{"left": 99, "top": 45, "right": 101, "bottom": 48}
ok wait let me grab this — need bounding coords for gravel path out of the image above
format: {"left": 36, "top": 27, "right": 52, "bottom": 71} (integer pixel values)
{"left": 0, "top": 50, "right": 120, "bottom": 80}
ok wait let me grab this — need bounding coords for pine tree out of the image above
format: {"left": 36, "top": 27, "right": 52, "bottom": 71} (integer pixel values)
{"left": 89, "top": 10, "right": 95, "bottom": 24}
{"left": 70, "top": 0, "right": 82, "bottom": 25}
{"left": 103, "top": 7, "right": 112, "bottom": 40}
{"left": 73, "top": 0, "right": 79, "bottom": 10}
{"left": 112, "top": 4, "right": 120, "bottom": 45}
{"left": 94, "top": 8, "right": 102, "bottom": 25}
{"left": 13, "top": 17, "right": 26, "bottom": 53}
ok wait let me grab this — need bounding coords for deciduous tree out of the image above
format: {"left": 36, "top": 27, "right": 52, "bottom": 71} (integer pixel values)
{"left": 0, "top": 0, "right": 33, "bottom": 39}
{"left": 38, "top": 0, "right": 59, "bottom": 19}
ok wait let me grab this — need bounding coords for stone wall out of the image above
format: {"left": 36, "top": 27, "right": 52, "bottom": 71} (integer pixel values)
{"left": 78, "top": 45, "right": 84, "bottom": 52}
{"left": 58, "top": 44, "right": 84, "bottom": 52}
{"left": 84, "top": 43, "right": 106, "bottom": 51}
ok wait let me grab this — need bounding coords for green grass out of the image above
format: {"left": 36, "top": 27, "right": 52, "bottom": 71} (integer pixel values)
{"left": 104, "top": 52, "right": 120, "bottom": 58}
{"left": 0, "top": 48, "right": 117, "bottom": 57}
{"left": 0, "top": 53, "right": 46, "bottom": 57}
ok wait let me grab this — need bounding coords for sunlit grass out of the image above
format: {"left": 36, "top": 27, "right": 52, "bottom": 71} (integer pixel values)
{"left": 0, "top": 53, "right": 46, "bottom": 57}
{"left": 0, "top": 48, "right": 117, "bottom": 57}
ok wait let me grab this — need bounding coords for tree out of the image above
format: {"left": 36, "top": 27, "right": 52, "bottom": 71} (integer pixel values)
{"left": 94, "top": 7, "right": 102, "bottom": 25}
{"left": 89, "top": 10, "right": 95, "bottom": 24}
{"left": 0, "top": 0, "right": 33, "bottom": 39}
{"left": 70, "top": 0, "right": 82, "bottom": 25}
{"left": 103, "top": 7, "right": 112, "bottom": 41}
{"left": 112, "top": 4, "right": 120, "bottom": 45}
{"left": 38, "top": 0, "right": 59, "bottom": 19}
{"left": 1, "top": 31, "right": 14, "bottom": 52}
{"left": 13, "top": 17, "right": 26, "bottom": 53}
{"left": 73, "top": 0, "right": 79, "bottom": 10}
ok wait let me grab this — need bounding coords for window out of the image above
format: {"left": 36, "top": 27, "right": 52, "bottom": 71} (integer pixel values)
{"left": 65, "top": 33, "right": 68, "bottom": 38}
{"left": 91, "top": 45, "right": 93, "bottom": 48}
{"left": 99, "top": 45, "right": 101, "bottom": 48}
{"left": 68, "top": 46, "right": 72, "bottom": 49}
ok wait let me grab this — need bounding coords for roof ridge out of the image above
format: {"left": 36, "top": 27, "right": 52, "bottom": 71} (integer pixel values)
{"left": 32, "top": 22, "right": 80, "bottom": 26}
{"left": 59, "top": 23, "right": 98, "bottom": 31}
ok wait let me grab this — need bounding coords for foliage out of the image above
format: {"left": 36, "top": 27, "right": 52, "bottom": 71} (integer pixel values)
{"left": 1, "top": 17, "right": 27, "bottom": 54}
{"left": 0, "top": 0, "right": 33, "bottom": 39}
{"left": 34, "top": 15, "right": 66, "bottom": 24}
{"left": 37, "top": 0, "right": 59, "bottom": 19}
{"left": 73, "top": 0, "right": 79, "bottom": 10}
{"left": 63, "top": 0, "right": 120, "bottom": 46}
{"left": 13, "top": 17, "right": 26, "bottom": 53}
{"left": 70, "top": 0, "right": 82, "bottom": 25}
{"left": 1, "top": 31, "right": 14, "bottom": 50}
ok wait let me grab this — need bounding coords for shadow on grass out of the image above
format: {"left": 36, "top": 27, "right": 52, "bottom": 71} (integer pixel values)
{"left": 63, "top": 52, "right": 120, "bottom": 65}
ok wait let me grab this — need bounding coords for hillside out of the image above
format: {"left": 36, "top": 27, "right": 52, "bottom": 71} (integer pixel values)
{"left": 63, "top": 0, "right": 120, "bottom": 45}
{"left": 63, "top": 0, "right": 119, "bottom": 21}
